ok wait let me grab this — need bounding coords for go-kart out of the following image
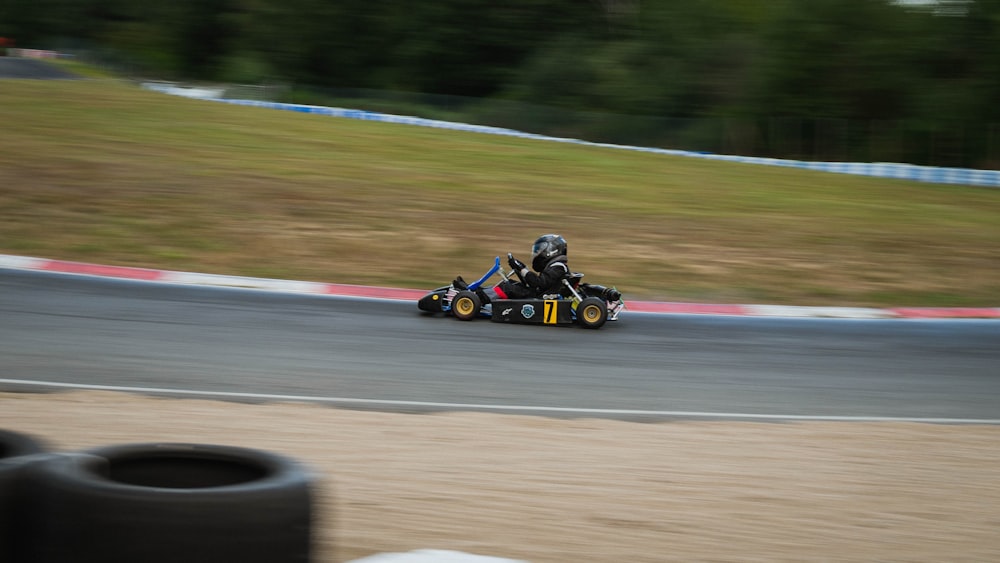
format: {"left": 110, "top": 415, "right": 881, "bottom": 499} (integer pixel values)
{"left": 417, "top": 254, "right": 625, "bottom": 329}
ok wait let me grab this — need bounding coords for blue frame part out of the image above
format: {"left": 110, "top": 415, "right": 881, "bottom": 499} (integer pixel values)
{"left": 467, "top": 256, "right": 501, "bottom": 290}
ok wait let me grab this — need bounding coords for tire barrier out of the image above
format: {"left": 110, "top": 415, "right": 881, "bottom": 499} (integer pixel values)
{"left": 0, "top": 429, "right": 50, "bottom": 563}
{"left": 0, "top": 429, "right": 47, "bottom": 459}
{"left": 1, "top": 437, "right": 316, "bottom": 563}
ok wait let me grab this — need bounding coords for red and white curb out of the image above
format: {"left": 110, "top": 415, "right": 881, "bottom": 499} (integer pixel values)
{"left": 2, "top": 254, "right": 998, "bottom": 319}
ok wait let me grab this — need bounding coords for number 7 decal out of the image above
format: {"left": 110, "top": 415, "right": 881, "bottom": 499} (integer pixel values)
{"left": 544, "top": 300, "right": 558, "bottom": 324}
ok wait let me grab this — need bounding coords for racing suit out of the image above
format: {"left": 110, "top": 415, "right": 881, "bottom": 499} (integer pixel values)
{"left": 491, "top": 255, "right": 570, "bottom": 300}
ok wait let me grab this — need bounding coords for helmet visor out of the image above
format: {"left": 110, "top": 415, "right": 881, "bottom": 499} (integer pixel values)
{"left": 531, "top": 240, "right": 549, "bottom": 260}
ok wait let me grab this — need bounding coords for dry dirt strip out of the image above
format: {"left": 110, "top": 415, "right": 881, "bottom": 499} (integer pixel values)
{"left": 3, "top": 391, "right": 999, "bottom": 563}
{"left": 2, "top": 254, "right": 998, "bottom": 319}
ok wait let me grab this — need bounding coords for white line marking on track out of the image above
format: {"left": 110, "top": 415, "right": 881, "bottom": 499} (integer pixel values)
{"left": 3, "top": 379, "right": 998, "bottom": 424}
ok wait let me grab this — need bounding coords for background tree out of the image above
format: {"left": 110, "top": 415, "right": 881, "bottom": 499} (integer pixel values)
{"left": 3, "top": 0, "right": 997, "bottom": 167}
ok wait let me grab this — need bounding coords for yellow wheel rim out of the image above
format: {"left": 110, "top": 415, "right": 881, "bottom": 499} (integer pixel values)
{"left": 582, "top": 305, "right": 602, "bottom": 323}
{"left": 455, "top": 297, "right": 476, "bottom": 316}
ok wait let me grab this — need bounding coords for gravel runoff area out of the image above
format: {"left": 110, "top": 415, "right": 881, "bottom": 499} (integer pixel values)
{"left": 3, "top": 390, "right": 999, "bottom": 562}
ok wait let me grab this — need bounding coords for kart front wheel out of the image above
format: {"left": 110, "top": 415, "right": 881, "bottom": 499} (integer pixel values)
{"left": 576, "top": 297, "right": 608, "bottom": 329}
{"left": 451, "top": 291, "right": 481, "bottom": 321}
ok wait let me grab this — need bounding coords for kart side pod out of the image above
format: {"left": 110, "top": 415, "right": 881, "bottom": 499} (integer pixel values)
{"left": 491, "top": 299, "right": 575, "bottom": 326}
{"left": 490, "top": 297, "right": 609, "bottom": 329}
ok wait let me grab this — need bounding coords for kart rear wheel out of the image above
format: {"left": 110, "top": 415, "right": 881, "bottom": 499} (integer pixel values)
{"left": 451, "top": 291, "right": 481, "bottom": 321}
{"left": 576, "top": 297, "right": 608, "bottom": 329}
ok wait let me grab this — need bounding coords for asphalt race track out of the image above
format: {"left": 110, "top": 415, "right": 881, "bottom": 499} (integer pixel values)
{"left": 0, "top": 57, "right": 80, "bottom": 80}
{"left": 2, "top": 269, "right": 999, "bottom": 423}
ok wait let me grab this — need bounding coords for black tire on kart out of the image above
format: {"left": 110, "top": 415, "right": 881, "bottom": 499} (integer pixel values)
{"left": 0, "top": 429, "right": 49, "bottom": 563}
{"left": 25, "top": 442, "right": 316, "bottom": 563}
{"left": 576, "top": 296, "right": 608, "bottom": 329}
{"left": 451, "top": 290, "right": 481, "bottom": 321}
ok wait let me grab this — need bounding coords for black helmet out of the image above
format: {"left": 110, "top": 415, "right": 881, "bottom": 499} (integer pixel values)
{"left": 531, "top": 234, "right": 567, "bottom": 271}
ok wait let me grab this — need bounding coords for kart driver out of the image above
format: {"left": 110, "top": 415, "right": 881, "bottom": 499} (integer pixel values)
{"left": 455, "top": 233, "right": 571, "bottom": 304}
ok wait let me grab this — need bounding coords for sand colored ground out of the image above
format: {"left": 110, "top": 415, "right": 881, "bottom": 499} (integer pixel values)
{"left": 2, "top": 390, "right": 999, "bottom": 562}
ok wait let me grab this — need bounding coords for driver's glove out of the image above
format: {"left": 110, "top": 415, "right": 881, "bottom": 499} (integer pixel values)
{"left": 508, "top": 255, "right": 526, "bottom": 271}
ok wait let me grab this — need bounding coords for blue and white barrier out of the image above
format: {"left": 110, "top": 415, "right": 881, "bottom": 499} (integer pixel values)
{"left": 142, "top": 84, "right": 1000, "bottom": 188}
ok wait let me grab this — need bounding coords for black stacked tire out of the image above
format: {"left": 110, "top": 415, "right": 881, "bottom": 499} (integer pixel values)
{"left": 0, "top": 429, "right": 49, "bottom": 563}
{"left": 27, "top": 443, "right": 316, "bottom": 563}
{"left": 0, "top": 430, "right": 47, "bottom": 459}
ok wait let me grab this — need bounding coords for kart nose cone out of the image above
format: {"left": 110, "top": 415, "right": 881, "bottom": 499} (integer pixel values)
{"left": 418, "top": 291, "right": 445, "bottom": 312}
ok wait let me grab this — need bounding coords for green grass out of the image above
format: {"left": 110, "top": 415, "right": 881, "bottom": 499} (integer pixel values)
{"left": 2, "top": 76, "right": 999, "bottom": 306}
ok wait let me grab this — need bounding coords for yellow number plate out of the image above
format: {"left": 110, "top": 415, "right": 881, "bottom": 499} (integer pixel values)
{"left": 543, "top": 300, "right": 559, "bottom": 324}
